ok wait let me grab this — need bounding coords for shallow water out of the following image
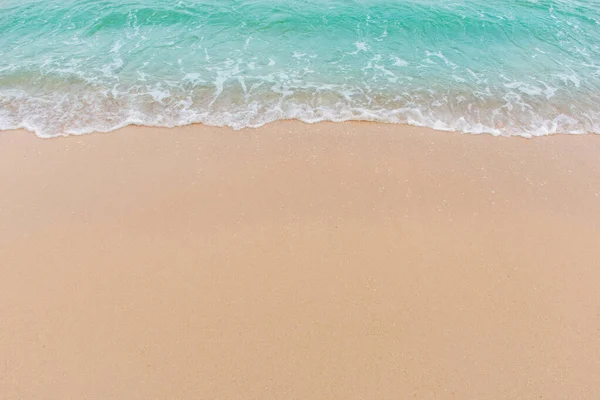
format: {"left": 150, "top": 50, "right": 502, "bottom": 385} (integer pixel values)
{"left": 1, "top": 0, "right": 599, "bottom": 137}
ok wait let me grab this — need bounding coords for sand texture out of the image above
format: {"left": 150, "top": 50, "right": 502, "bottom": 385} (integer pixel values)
{"left": 1, "top": 122, "right": 600, "bottom": 399}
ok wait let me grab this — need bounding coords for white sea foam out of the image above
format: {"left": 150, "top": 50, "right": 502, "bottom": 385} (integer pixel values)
{"left": 2, "top": 84, "right": 599, "bottom": 138}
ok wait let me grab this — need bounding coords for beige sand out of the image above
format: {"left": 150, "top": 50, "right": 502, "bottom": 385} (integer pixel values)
{"left": 1, "top": 121, "right": 599, "bottom": 399}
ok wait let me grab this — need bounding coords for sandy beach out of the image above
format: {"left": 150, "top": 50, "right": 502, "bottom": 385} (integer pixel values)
{"left": 1, "top": 121, "right": 599, "bottom": 399}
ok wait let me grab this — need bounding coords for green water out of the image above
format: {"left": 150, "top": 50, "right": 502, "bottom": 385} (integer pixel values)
{"left": 1, "top": 0, "right": 599, "bottom": 137}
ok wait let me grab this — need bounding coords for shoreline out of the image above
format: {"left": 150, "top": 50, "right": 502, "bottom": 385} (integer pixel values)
{"left": 4, "top": 117, "right": 600, "bottom": 139}
{"left": 1, "top": 121, "right": 600, "bottom": 399}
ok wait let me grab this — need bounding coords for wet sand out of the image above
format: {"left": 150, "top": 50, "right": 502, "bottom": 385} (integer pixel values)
{"left": 1, "top": 121, "right": 599, "bottom": 399}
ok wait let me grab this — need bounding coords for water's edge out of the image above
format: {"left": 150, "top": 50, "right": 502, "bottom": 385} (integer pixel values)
{"left": 5, "top": 117, "right": 599, "bottom": 140}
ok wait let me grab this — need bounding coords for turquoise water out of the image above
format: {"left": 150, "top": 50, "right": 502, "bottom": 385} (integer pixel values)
{"left": 1, "top": 0, "right": 599, "bottom": 137}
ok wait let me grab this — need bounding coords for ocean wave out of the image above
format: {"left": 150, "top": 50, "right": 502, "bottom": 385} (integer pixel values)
{"left": 1, "top": 0, "right": 600, "bottom": 137}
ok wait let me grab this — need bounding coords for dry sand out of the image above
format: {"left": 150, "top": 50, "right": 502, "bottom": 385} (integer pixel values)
{"left": 1, "top": 121, "right": 599, "bottom": 399}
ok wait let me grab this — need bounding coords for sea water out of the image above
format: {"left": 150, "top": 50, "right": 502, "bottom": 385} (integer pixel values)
{"left": 1, "top": 0, "right": 599, "bottom": 137}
